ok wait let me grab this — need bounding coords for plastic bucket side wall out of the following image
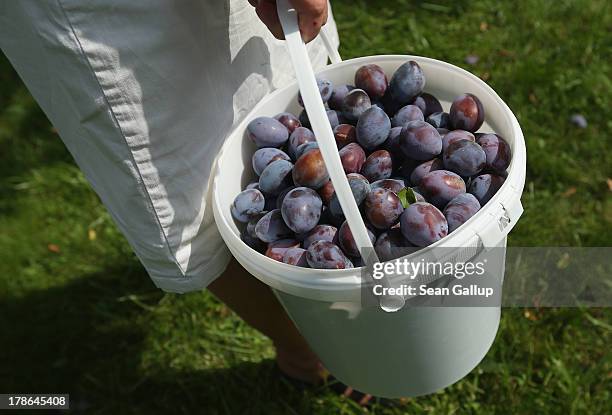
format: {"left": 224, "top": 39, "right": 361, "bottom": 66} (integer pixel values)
{"left": 277, "top": 293, "right": 501, "bottom": 398}
{"left": 274, "top": 236, "right": 507, "bottom": 398}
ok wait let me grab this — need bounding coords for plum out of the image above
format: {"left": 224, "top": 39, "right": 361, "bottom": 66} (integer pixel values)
{"left": 383, "top": 126, "right": 403, "bottom": 155}
{"left": 449, "top": 93, "right": 485, "bottom": 132}
{"left": 443, "top": 140, "right": 486, "bottom": 177}
{"left": 295, "top": 141, "right": 319, "bottom": 159}
{"left": 281, "top": 187, "right": 322, "bottom": 233}
{"left": 231, "top": 189, "right": 265, "bottom": 223}
{"left": 342, "top": 88, "right": 372, "bottom": 122}
{"left": 400, "top": 202, "right": 448, "bottom": 247}
{"left": 388, "top": 60, "right": 425, "bottom": 104}
{"left": 326, "top": 109, "right": 345, "bottom": 129}
{"left": 361, "top": 150, "right": 393, "bottom": 182}
{"left": 399, "top": 120, "right": 442, "bottom": 160}
{"left": 252, "top": 148, "right": 291, "bottom": 176}
{"left": 246, "top": 211, "right": 268, "bottom": 238}
{"left": 333, "top": 124, "right": 356, "bottom": 149}
{"left": 410, "top": 158, "right": 443, "bottom": 186}
{"left": 443, "top": 193, "right": 481, "bottom": 233}
{"left": 371, "top": 178, "right": 406, "bottom": 194}
{"left": 298, "top": 108, "right": 345, "bottom": 129}
{"left": 274, "top": 112, "right": 301, "bottom": 133}
{"left": 306, "top": 241, "right": 353, "bottom": 269}
{"left": 426, "top": 112, "right": 450, "bottom": 129}
{"left": 276, "top": 186, "right": 296, "bottom": 210}
{"left": 287, "top": 127, "right": 315, "bottom": 160}
{"left": 338, "top": 220, "right": 376, "bottom": 257}
{"left": 411, "top": 93, "right": 443, "bottom": 117}
{"left": 302, "top": 224, "right": 338, "bottom": 249}
{"left": 391, "top": 104, "right": 424, "bottom": 128}
{"left": 476, "top": 133, "right": 512, "bottom": 173}
{"left": 364, "top": 188, "right": 404, "bottom": 229}
{"left": 419, "top": 170, "right": 466, "bottom": 209}
{"left": 329, "top": 173, "right": 371, "bottom": 217}
{"left": 441, "top": 130, "right": 475, "bottom": 152}
{"left": 293, "top": 149, "right": 329, "bottom": 189}
{"left": 356, "top": 106, "right": 391, "bottom": 150}
{"left": 255, "top": 209, "right": 293, "bottom": 243}
{"left": 266, "top": 239, "right": 301, "bottom": 262}
{"left": 317, "top": 179, "right": 335, "bottom": 205}
{"left": 298, "top": 78, "right": 333, "bottom": 107}
{"left": 329, "top": 84, "right": 355, "bottom": 111}
{"left": 354, "top": 64, "right": 388, "bottom": 100}
{"left": 259, "top": 159, "right": 293, "bottom": 195}
{"left": 282, "top": 247, "right": 309, "bottom": 267}
{"left": 247, "top": 116, "right": 289, "bottom": 148}
{"left": 468, "top": 173, "right": 505, "bottom": 205}
{"left": 339, "top": 142, "right": 366, "bottom": 174}
{"left": 375, "top": 229, "right": 415, "bottom": 261}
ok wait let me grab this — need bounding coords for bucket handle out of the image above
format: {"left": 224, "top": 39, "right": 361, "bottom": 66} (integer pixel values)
{"left": 276, "top": 0, "right": 405, "bottom": 312}
{"left": 319, "top": 22, "right": 342, "bottom": 64}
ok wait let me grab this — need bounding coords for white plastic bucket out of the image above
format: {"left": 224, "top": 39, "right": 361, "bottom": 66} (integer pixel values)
{"left": 212, "top": 53, "right": 526, "bottom": 397}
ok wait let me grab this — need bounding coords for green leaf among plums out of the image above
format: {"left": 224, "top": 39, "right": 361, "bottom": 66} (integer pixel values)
{"left": 398, "top": 187, "right": 417, "bottom": 208}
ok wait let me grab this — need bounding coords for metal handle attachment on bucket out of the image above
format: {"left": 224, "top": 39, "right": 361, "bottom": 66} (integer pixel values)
{"left": 276, "top": 0, "right": 405, "bottom": 312}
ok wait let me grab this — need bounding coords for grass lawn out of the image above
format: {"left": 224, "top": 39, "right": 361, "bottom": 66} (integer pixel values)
{"left": 1, "top": 0, "right": 610, "bottom": 413}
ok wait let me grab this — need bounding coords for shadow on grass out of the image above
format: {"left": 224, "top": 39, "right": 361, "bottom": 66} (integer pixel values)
{"left": 0, "top": 265, "right": 315, "bottom": 414}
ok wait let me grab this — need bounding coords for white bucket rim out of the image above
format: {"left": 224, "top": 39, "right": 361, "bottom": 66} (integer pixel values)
{"left": 212, "top": 54, "right": 526, "bottom": 293}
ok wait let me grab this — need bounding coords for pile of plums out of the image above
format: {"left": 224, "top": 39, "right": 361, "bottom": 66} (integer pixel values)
{"left": 232, "top": 60, "right": 512, "bottom": 269}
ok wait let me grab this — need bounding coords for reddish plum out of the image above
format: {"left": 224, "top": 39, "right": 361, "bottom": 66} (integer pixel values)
{"left": 449, "top": 93, "right": 485, "bottom": 132}
{"left": 293, "top": 149, "right": 329, "bottom": 189}
{"left": 339, "top": 142, "right": 366, "bottom": 174}
{"left": 419, "top": 170, "right": 466, "bottom": 209}
{"left": 354, "top": 64, "right": 388, "bottom": 100}
{"left": 333, "top": 124, "right": 356, "bottom": 149}
{"left": 476, "top": 133, "right": 512, "bottom": 173}
{"left": 361, "top": 150, "right": 393, "bottom": 182}
{"left": 400, "top": 202, "right": 448, "bottom": 247}
{"left": 274, "top": 112, "right": 301, "bottom": 133}
{"left": 302, "top": 224, "right": 338, "bottom": 249}
{"left": 364, "top": 188, "right": 404, "bottom": 229}
{"left": 266, "top": 239, "right": 300, "bottom": 262}
{"left": 282, "top": 247, "right": 309, "bottom": 267}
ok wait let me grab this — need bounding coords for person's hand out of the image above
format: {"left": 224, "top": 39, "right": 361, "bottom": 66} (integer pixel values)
{"left": 248, "top": 0, "right": 328, "bottom": 43}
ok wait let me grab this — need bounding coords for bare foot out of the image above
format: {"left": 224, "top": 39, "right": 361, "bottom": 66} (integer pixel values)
{"left": 274, "top": 342, "right": 323, "bottom": 384}
{"left": 274, "top": 344, "right": 380, "bottom": 407}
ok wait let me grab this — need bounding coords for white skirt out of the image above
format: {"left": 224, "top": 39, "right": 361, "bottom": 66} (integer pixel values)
{"left": 0, "top": 0, "right": 339, "bottom": 292}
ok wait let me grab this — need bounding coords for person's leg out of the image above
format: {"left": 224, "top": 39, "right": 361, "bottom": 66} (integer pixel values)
{"left": 210, "top": 263, "right": 379, "bottom": 406}
{"left": 208, "top": 258, "right": 322, "bottom": 383}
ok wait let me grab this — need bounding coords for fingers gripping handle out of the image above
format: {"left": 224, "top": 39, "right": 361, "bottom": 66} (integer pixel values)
{"left": 276, "top": 0, "right": 405, "bottom": 312}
